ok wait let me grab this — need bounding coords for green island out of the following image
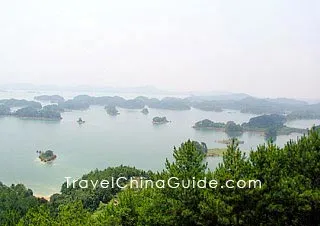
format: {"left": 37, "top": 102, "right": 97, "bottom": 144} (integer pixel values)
{"left": 0, "top": 103, "right": 62, "bottom": 121}
{"left": 141, "top": 108, "right": 149, "bottom": 114}
{"left": 77, "top": 117, "right": 85, "bottom": 124}
{"left": 1, "top": 128, "right": 320, "bottom": 225}
{"left": 38, "top": 150, "right": 57, "bottom": 162}
{"left": 105, "top": 105, "right": 119, "bottom": 116}
{"left": 152, "top": 116, "right": 169, "bottom": 124}
{"left": 194, "top": 114, "right": 309, "bottom": 140}
{"left": 193, "top": 119, "right": 226, "bottom": 130}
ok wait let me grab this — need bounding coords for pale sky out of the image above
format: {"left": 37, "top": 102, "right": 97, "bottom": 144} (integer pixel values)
{"left": 0, "top": 0, "right": 319, "bottom": 98}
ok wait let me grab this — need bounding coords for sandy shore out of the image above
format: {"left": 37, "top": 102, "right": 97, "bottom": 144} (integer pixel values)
{"left": 34, "top": 194, "right": 51, "bottom": 201}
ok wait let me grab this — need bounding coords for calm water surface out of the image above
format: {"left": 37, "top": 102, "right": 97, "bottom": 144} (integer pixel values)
{"left": 0, "top": 91, "right": 319, "bottom": 196}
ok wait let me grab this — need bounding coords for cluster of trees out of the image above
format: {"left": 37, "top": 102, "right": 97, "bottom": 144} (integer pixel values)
{"left": 141, "top": 108, "right": 149, "bottom": 114}
{"left": 241, "top": 114, "right": 286, "bottom": 129}
{"left": 194, "top": 114, "right": 308, "bottom": 139}
{"left": 0, "top": 99, "right": 42, "bottom": 109}
{"left": 105, "top": 105, "right": 120, "bottom": 116}
{"left": 0, "top": 99, "right": 62, "bottom": 120}
{"left": 1, "top": 128, "right": 319, "bottom": 225}
{"left": 225, "top": 121, "right": 243, "bottom": 136}
{"left": 0, "top": 104, "right": 62, "bottom": 120}
{"left": 193, "top": 119, "right": 243, "bottom": 137}
{"left": 286, "top": 109, "right": 320, "bottom": 120}
{"left": 152, "top": 117, "right": 169, "bottom": 124}
{"left": 14, "top": 107, "right": 62, "bottom": 120}
{"left": 193, "top": 119, "right": 226, "bottom": 130}
{"left": 0, "top": 183, "right": 46, "bottom": 225}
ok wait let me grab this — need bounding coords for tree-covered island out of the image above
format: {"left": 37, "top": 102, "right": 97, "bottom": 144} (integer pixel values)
{"left": 152, "top": 116, "right": 169, "bottom": 125}
{"left": 105, "top": 105, "right": 120, "bottom": 116}
{"left": 38, "top": 150, "right": 57, "bottom": 162}
{"left": 141, "top": 108, "right": 149, "bottom": 114}
{"left": 0, "top": 103, "right": 62, "bottom": 120}
{"left": 194, "top": 114, "right": 308, "bottom": 139}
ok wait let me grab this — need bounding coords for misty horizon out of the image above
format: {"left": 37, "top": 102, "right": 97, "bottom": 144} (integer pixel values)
{"left": 0, "top": 0, "right": 319, "bottom": 99}
{"left": 1, "top": 83, "right": 320, "bottom": 103}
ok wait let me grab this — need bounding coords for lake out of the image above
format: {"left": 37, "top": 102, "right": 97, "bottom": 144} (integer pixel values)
{"left": 0, "top": 91, "right": 319, "bottom": 196}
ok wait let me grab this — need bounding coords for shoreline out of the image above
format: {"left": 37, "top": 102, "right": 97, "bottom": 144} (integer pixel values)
{"left": 34, "top": 194, "right": 51, "bottom": 201}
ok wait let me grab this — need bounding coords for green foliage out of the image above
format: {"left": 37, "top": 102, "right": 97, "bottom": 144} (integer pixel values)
{"left": 264, "top": 126, "right": 277, "bottom": 141}
{"left": 225, "top": 121, "right": 243, "bottom": 137}
{"left": 192, "top": 141, "right": 208, "bottom": 154}
{"left": 51, "top": 166, "right": 148, "bottom": 212}
{"left": 0, "top": 183, "right": 44, "bottom": 226}
{"left": 152, "top": 116, "right": 169, "bottom": 124}
{"left": 19, "top": 201, "right": 93, "bottom": 226}
{"left": 193, "top": 119, "right": 225, "bottom": 129}
{"left": 242, "top": 114, "right": 286, "bottom": 129}
{"left": 105, "top": 105, "right": 120, "bottom": 115}
{"left": 14, "top": 107, "right": 62, "bottom": 120}
{"left": 287, "top": 110, "right": 320, "bottom": 120}
{"left": 0, "top": 99, "right": 42, "bottom": 109}
{"left": 18, "top": 205, "right": 54, "bottom": 226}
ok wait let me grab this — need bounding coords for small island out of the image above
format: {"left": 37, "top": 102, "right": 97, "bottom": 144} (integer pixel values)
{"left": 37, "top": 150, "right": 57, "bottom": 162}
{"left": 152, "top": 116, "right": 169, "bottom": 125}
{"left": 193, "top": 119, "right": 225, "bottom": 130}
{"left": 77, "top": 117, "right": 85, "bottom": 124}
{"left": 141, "top": 108, "right": 149, "bottom": 114}
{"left": 105, "top": 105, "right": 119, "bottom": 116}
{"left": 193, "top": 119, "right": 243, "bottom": 136}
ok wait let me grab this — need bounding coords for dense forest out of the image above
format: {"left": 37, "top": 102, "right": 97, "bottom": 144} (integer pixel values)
{"left": 1, "top": 128, "right": 320, "bottom": 225}
{"left": 193, "top": 114, "right": 307, "bottom": 139}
